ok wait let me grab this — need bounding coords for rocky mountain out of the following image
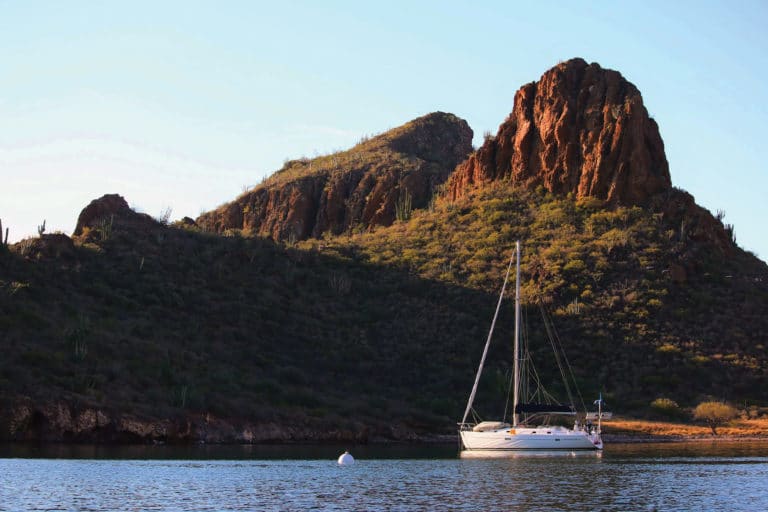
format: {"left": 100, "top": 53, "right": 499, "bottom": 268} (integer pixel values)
{"left": 448, "top": 58, "right": 670, "bottom": 206}
{"left": 448, "top": 58, "right": 733, "bottom": 258}
{"left": 196, "top": 112, "right": 473, "bottom": 241}
{"left": 1, "top": 59, "right": 766, "bottom": 444}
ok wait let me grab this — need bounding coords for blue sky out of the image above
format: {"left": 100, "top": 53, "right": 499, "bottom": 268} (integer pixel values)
{"left": 2, "top": 0, "right": 767, "bottom": 261}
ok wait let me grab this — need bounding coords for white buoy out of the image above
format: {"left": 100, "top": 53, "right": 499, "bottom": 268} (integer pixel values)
{"left": 337, "top": 450, "right": 355, "bottom": 465}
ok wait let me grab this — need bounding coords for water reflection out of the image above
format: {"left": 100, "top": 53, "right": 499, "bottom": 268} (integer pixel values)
{"left": 460, "top": 449, "right": 603, "bottom": 459}
{"left": 1, "top": 442, "right": 767, "bottom": 511}
{"left": 605, "top": 441, "right": 768, "bottom": 459}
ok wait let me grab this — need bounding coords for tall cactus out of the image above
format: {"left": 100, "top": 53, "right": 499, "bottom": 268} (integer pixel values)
{"left": 0, "top": 218, "right": 7, "bottom": 248}
{"left": 97, "top": 215, "right": 114, "bottom": 241}
{"left": 395, "top": 189, "right": 413, "bottom": 222}
{"left": 37, "top": 219, "right": 46, "bottom": 237}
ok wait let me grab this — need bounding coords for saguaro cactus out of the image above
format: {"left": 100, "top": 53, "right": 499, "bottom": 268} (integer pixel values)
{"left": 0, "top": 218, "right": 8, "bottom": 248}
{"left": 395, "top": 189, "right": 413, "bottom": 222}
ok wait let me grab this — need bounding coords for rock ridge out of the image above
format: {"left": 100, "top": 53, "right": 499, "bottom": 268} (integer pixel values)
{"left": 448, "top": 58, "right": 671, "bottom": 205}
{"left": 197, "top": 112, "right": 473, "bottom": 240}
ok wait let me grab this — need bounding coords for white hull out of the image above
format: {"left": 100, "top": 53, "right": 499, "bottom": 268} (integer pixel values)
{"left": 460, "top": 426, "right": 602, "bottom": 451}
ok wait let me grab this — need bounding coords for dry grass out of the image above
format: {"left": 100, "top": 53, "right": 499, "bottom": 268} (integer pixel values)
{"left": 604, "top": 417, "right": 768, "bottom": 438}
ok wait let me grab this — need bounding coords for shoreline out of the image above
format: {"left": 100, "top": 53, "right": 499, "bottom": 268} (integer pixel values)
{"left": 599, "top": 417, "right": 768, "bottom": 443}
{"left": 602, "top": 434, "right": 768, "bottom": 444}
{"left": 3, "top": 400, "right": 766, "bottom": 446}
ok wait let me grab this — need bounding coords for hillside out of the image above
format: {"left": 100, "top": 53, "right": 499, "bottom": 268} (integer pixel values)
{"left": 196, "top": 112, "right": 473, "bottom": 241}
{"left": 0, "top": 198, "right": 501, "bottom": 442}
{"left": 1, "top": 58, "right": 766, "bottom": 443}
{"left": 314, "top": 183, "right": 768, "bottom": 407}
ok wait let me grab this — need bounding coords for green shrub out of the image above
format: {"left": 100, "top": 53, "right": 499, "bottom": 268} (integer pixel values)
{"left": 656, "top": 343, "right": 681, "bottom": 354}
{"left": 650, "top": 397, "right": 683, "bottom": 419}
{"left": 693, "top": 401, "right": 739, "bottom": 434}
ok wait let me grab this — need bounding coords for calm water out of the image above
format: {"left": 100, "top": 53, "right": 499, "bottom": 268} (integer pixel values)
{"left": 1, "top": 442, "right": 767, "bottom": 511}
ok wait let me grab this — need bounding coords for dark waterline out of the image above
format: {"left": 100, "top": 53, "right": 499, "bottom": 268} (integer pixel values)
{"left": 0, "top": 442, "right": 461, "bottom": 461}
{"left": 3, "top": 440, "right": 768, "bottom": 460}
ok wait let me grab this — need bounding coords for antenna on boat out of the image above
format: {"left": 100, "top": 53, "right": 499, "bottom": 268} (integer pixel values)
{"left": 594, "top": 393, "right": 603, "bottom": 435}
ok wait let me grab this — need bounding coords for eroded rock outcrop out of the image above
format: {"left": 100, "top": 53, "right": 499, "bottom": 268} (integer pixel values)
{"left": 72, "top": 193, "right": 159, "bottom": 243}
{"left": 0, "top": 397, "right": 424, "bottom": 444}
{"left": 197, "top": 112, "right": 473, "bottom": 240}
{"left": 448, "top": 58, "right": 671, "bottom": 205}
{"left": 654, "top": 187, "right": 735, "bottom": 256}
{"left": 73, "top": 194, "right": 131, "bottom": 236}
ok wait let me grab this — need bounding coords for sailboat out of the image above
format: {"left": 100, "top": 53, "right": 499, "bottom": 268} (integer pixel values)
{"left": 458, "top": 241, "right": 604, "bottom": 452}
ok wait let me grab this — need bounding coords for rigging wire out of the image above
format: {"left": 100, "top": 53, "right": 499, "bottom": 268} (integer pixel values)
{"left": 503, "top": 367, "right": 513, "bottom": 423}
{"left": 523, "top": 306, "right": 566, "bottom": 404}
{"left": 545, "top": 307, "right": 588, "bottom": 413}
{"left": 541, "top": 305, "right": 576, "bottom": 410}
{"left": 540, "top": 305, "right": 588, "bottom": 413}
{"left": 504, "top": 303, "right": 573, "bottom": 426}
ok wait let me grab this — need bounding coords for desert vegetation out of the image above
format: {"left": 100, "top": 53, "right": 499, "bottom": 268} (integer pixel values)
{"left": 3, "top": 174, "right": 764, "bottom": 440}
{"left": 693, "top": 401, "right": 740, "bottom": 435}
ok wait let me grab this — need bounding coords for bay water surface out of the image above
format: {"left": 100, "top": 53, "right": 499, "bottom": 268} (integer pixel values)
{"left": 1, "top": 442, "right": 767, "bottom": 511}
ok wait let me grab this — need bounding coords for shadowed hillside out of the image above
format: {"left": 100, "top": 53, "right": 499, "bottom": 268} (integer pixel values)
{"left": 1, "top": 59, "right": 766, "bottom": 443}
{"left": 1, "top": 181, "right": 765, "bottom": 442}
{"left": 0, "top": 201, "right": 497, "bottom": 442}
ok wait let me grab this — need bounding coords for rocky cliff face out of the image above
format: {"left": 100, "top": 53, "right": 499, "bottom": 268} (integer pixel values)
{"left": 0, "top": 397, "right": 425, "bottom": 444}
{"left": 448, "top": 58, "right": 671, "bottom": 205}
{"left": 197, "top": 112, "right": 473, "bottom": 241}
{"left": 654, "top": 187, "right": 736, "bottom": 257}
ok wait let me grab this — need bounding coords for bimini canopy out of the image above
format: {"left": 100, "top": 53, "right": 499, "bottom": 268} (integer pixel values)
{"left": 515, "top": 403, "right": 575, "bottom": 415}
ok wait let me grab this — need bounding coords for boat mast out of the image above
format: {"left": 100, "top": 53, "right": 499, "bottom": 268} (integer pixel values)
{"left": 513, "top": 240, "right": 521, "bottom": 428}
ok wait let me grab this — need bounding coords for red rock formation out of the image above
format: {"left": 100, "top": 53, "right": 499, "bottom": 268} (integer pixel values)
{"left": 72, "top": 193, "right": 158, "bottom": 242}
{"left": 448, "top": 58, "right": 671, "bottom": 205}
{"left": 73, "top": 194, "right": 131, "bottom": 236}
{"left": 197, "top": 112, "right": 473, "bottom": 240}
